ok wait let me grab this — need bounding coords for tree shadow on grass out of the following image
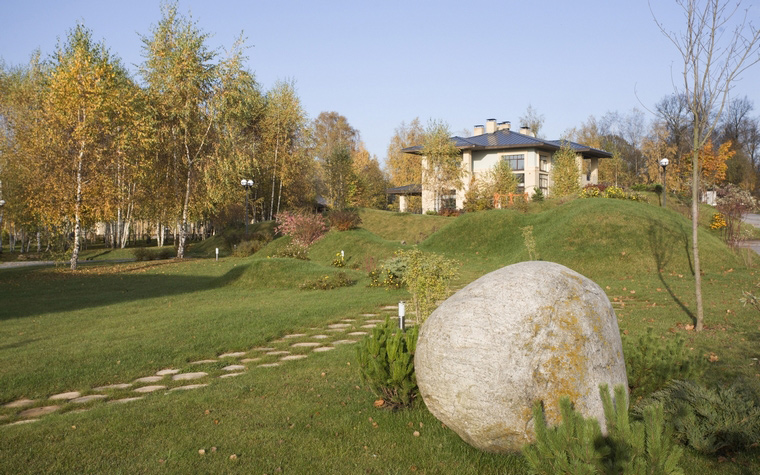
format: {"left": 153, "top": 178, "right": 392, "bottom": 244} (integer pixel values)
{"left": 647, "top": 220, "right": 696, "bottom": 324}
{"left": 0, "top": 261, "right": 250, "bottom": 321}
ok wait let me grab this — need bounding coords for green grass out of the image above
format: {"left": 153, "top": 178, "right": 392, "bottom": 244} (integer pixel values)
{"left": 1, "top": 199, "right": 759, "bottom": 473}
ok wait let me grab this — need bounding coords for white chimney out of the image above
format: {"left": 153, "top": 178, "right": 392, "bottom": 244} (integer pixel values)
{"left": 473, "top": 125, "right": 485, "bottom": 136}
{"left": 486, "top": 119, "right": 497, "bottom": 134}
{"left": 519, "top": 126, "right": 530, "bottom": 135}
{"left": 497, "top": 121, "right": 511, "bottom": 131}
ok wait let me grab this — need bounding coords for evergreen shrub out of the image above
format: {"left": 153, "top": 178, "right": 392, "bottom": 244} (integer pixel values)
{"left": 356, "top": 318, "right": 419, "bottom": 408}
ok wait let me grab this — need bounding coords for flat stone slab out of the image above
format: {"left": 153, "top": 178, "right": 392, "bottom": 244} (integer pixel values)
{"left": 359, "top": 313, "right": 379, "bottom": 317}
{"left": 93, "top": 383, "right": 132, "bottom": 391}
{"left": 381, "top": 305, "right": 398, "bottom": 310}
{"left": 270, "top": 339, "right": 287, "bottom": 344}
{"left": 219, "top": 352, "right": 246, "bottom": 358}
{"left": 332, "top": 340, "right": 358, "bottom": 345}
{"left": 49, "top": 391, "right": 80, "bottom": 401}
{"left": 4, "top": 398, "right": 35, "bottom": 409}
{"left": 72, "top": 395, "right": 107, "bottom": 404}
{"left": 265, "top": 350, "right": 290, "bottom": 356}
{"left": 156, "top": 369, "right": 180, "bottom": 376}
{"left": 283, "top": 333, "right": 307, "bottom": 339}
{"left": 240, "top": 358, "right": 260, "bottom": 363}
{"left": 341, "top": 319, "right": 356, "bottom": 323}
{"left": 169, "top": 384, "right": 208, "bottom": 391}
{"left": 109, "top": 397, "right": 143, "bottom": 404}
{"left": 311, "top": 335, "right": 329, "bottom": 339}
{"left": 280, "top": 354, "right": 308, "bottom": 361}
{"left": 8, "top": 419, "right": 39, "bottom": 426}
{"left": 328, "top": 323, "right": 351, "bottom": 329}
{"left": 312, "top": 347, "right": 335, "bottom": 353}
{"left": 172, "top": 372, "right": 207, "bottom": 381}
{"left": 133, "top": 385, "right": 166, "bottom": 393}
{"left": 219, "top": 372, "right": 244, "bottom": 378}
{"left": 222, "top": 365, "right": 245, "bottom": 371}
{"left": 291, "top": 342, "right": 321, "bottom": 347}
{"left": 19, "top": 406, "right": 60, "bottom": 418}
{"left": 258, "top": 363, "right": 281, "bottom": 368}
{"left": 190, "top": 359, "right": 217, "bottom": 365}
{"left": 361, "top": 324, "right": 378, "bottom": 328}
{"left": 366, "top": 319, "right": 384, "bottom": 323}
{"left": 134, "top": 376, "right": 164, "bottom": 383}
{"left": 347, "top": 331, "right": 368, "bottom": 336}
{"left": 252, "top": 347, "right": 276, "bottom": 352}
{"left": 327, "top": 328, "right": 345, "bottom": 333}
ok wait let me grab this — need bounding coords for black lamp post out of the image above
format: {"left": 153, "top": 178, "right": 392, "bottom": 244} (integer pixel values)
{"left": 659, "top": 158, "right": 669, "bottom": 208}
{"left": 240, "top": 179, "right": 253, "bottom": 235}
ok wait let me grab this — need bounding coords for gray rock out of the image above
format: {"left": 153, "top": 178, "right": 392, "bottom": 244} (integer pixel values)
{"left": 3, "top": 398, "right": 35, "bottom": 408}
{"left": 49, "top": 391, "right": 80, "bottom": 401}
{"left": 134, "top": 376, "right": 164, "bottom": 383}
{"left": 71, "top": 395, "right": 107, "bottom": 404}
{"left": 415, "top": 261, "right": 628, "bottom": 453}
{"left": 172, "top": 372, "right": 207, "bottom": 381}
{"left": 19, "top": 406, "right": 60, "bottom": 418}
{"left": 133, "top": 385, "right": 166, "bottom": 393}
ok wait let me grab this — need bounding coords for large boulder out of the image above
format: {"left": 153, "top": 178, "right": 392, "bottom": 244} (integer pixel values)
{"left": 415, "top": 261, "right": 628, "bottom": 453}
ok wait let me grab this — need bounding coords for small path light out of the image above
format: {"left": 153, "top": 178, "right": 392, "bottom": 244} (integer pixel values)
{"left": 399, "top": 301, "right": 406, "bottom": 331}
{"left": 659, "top": 158, "right": 669, "bottom": 208}
{"left": 215, "top": 248, "right": 219, "bottom": 261}
{"left": 240, "top": 179, "right": 254, "bottom": 235}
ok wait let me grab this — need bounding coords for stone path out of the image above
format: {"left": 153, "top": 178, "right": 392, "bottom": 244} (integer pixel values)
{"left": 1, "top": 306, "right": 402, "bottom": 427}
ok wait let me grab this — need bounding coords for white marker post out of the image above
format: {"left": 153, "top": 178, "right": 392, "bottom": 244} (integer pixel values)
{"left": 215, "top": 248, "right": 219, "bottom": 261}
{"left": 399, "top": 301, "right": 406, "bottom": 331}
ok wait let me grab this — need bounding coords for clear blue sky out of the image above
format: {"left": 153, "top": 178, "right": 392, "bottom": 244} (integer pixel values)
{"left": 2, "top": 1, "right": 759, "bottom": 164}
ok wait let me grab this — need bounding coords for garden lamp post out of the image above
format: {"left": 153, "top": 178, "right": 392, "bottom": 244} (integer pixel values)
{"left": 659, "top": 158, "right": 669, "bottom": 208}
{"left": 240, "top": 179, "right": 254, "bottom": 235}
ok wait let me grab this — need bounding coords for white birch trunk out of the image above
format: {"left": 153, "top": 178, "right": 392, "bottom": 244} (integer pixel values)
{"left": 70, "top": 152, "right": 84, "bottom": 270}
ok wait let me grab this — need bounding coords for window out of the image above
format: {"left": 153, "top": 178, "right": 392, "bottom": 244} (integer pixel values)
{"left": 440, "top": 190, "right": 456, "bottom": 210}
{"left": 540, "top": 155, "right": 549, "bottom": 172}
{"left": 516, "top": 173, "right": 525, "bottom": 192}
{"left": 502, "top": 154, "right": 524, "bottom": 171}
{"left": 539, "top": 174, "right": 548, "bottom": 193}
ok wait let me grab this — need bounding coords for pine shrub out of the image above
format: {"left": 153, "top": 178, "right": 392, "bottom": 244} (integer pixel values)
{"left": 523, "top": 384, "right": 684, "bottom": 475}
{"left": 634, "top": 380, "right": 760, "bottom": 455}
{"left": 624, "top": 327, "right": 704, "bottom": 401}
{"left": 356, "top": 319, "right": 418, "bottom": 408}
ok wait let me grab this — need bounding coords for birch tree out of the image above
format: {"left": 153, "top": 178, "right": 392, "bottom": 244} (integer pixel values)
{"left": 653, "top": 0, "right": 760, "bottom": 331}
{"left": 422, "top": 120, "right": 463, "bottom": 211}
{"left": 386, "top": 118, "right": 425, "bottom": 187}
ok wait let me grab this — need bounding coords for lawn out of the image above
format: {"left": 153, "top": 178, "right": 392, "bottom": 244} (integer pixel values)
{"left": 1, "top": 198, "right": 759, "bottom": 473}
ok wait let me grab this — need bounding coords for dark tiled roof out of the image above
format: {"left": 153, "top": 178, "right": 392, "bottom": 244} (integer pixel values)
{"left": 401, "top": 130, "right": 612, "bottom": 158}
{"left": 386, "top": 184, "right": 421, "bottom": 194}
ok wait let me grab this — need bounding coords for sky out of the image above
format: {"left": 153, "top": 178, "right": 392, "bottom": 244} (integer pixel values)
{"left": 2, "top": 0, "right": 760, "bottom": 164}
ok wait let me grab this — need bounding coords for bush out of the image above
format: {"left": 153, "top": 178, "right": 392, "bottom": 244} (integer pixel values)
{"left": 368, "top": 254, "right": 407, "bottom": 289}
{"left": 634, "top": 380, "right": 760, "bottom": 455}
{"left": 223, "top": 229, "right": 244, "bottom": 250}
{"left": 132, "top": 247, "right": 174, "bottom": 261}
{"left": 716, "top": 184, "right": 757, "bottom": 246}
{"left": 275, "top": 211, "right": 328, "bottom": 247}
{"left": 356, "top": 319, "right": 419, "bottom": 408}
{"left": 327, "top": 209, "right": 362, "bottom": 231}
{"left": 524, "top": 384, "right": 684, "bottom": 475}
{"left": 396, "top": 249, "right": 459, "bottom": 323}
{"left": 270, "top": 242, "right": 309, "bottom": 260}
{"left": 532, "top": 188, "right": 545, "bottom": 202}
{"left": 604, "top": 186, "right": 626, "bottom": 199}
{"left": 232, "top": 239, "right": 266, "bottom": 257}
{"left": 299, "top": 272, "right": 355, "bottom": 290}
{"left": 624, "top": 328, "right": 704, "bottom": 401}
{"left": 331, "top": 252, "right": 345, "bottom": 267}
{"left": 425, "top": 210, "right": 438, "bottom": 215}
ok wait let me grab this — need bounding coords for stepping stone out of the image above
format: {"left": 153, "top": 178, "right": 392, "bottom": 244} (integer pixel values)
{"left": 19, "top": 406, "right": 60, "bottom": 418}
{"left": 258, "top": 363, "right": 281, "bottom": 368}
{"left": 170, "top": 384, "right": 208, "bottom": 391}
{"left": 133, "top": 385, "right": 166, "bottom": 393}
{"left": 332, "top": 340, "right": 358, "bottom": 345}
{"left": 93, "top": 383, "right": 131, "bottom": 391}
{"left": 381, "top": 305, "right": 398, "bottom": 310}
{"left": 312, "top": 347, "right": 335, "bottom": 353}
{"left": 280, "top": 354, "right": 308, "bottom": 361}
{"left": 240, "top": 358, "right": 260, "bottom": 363}
{"left": 219, "top": 372, "right": 244, "bottom": 378}
{"left": 312, "top": 335, "right": 329, "bottom": 339}
{"left": 49, "top": 391, "right": 80, "bottom": 401}
{"left": 190, "top": 359, "right": 217, "bottom": 365}
{"left": 359, "top": 313, "right": 378, "bottom": 317}
{"left": 4, "top": 398, "right": 35, "bottom": 409}
{"left": 222, "top": 365, "right": 245, "bottom": 371}
{"left": 283, "top": 333, "right": 307, "bottom": 339}
{"left": 327, "top": 328, "right": 345, "bottom": 333}
{"left": 156, "top": 369, "right": 180, "bottom": 376}
{"left": 270, "top": 339, "right": 287, "bottom": 344}
{"left": 8, "top": 419, "right": 39, "bottom": 426}
{"left": 219, "top": 352, "right": 246, "bottom": 358}
{"left": 291, "top": 342, "right": 321, "bottom": 348}
{"left": 172, "top": 372, "right": 207, "bottom": 381}
{"left": 109, "top": 397, "right": 143, "bottom": 404}
{"left": 361, "top": 323, "right": 378, "bottom": 328}
{"left": 341, "top": 319, "right": 356, "bottom": 323}
{"left": 328, "top": 323, "right": 351, "bottom": 329}
{"left": 71, "top": 395, "right": 107, "bottom": 404}
{"left": 366, "top": 319, "right": 384, "bottom": 323}
{"left": 265, "top": 350, "right": 290, "bottom": 356}
{"left": 134, "top": 376, "right": 164, "bottom": 383}
{"left": 348, "top": 331, "right": 368, "bottom": 336}
{"left": 252, "top": 347, "right": 276, "bottom": 352}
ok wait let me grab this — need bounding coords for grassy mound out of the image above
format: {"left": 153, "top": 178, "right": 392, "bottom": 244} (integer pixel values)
{"left": 358, "top": 208, "right": 454, "bottom": 243}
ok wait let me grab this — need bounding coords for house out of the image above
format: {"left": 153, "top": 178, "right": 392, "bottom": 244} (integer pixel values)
{"left": 401, "top": 118, "right": 612, "bottom": 213}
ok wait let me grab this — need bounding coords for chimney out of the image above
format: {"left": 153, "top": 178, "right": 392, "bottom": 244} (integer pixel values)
{"left": 486, "top": 119, "right": 497, "bottom": 134}
{"left": 473, "top": 125, "right": 485, "bottom": 136}
{"left": 497, "top": 121, "right": 511, "bottom": 131}
{"left": 519, "top": 125, "right": 530, "bottom": 135}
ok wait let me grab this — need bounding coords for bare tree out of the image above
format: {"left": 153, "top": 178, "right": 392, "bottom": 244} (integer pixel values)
{"left": 519, "top": 104, "right": 545, "bottom": 138}
{"left": 653, "top": 0, "right": 760, "bottom": 331}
